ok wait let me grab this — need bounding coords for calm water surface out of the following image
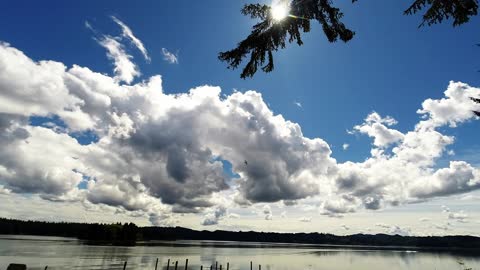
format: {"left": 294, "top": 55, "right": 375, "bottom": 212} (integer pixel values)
{"left": 0, "top": 235, "right": 479, "bottom": 270}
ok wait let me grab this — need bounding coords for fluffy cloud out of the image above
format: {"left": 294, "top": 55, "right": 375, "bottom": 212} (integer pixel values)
{"left": 201, "top": 205, "right": 227, "bottom": 226}
{"left": 0, "top": 39, "right": 480, "bottom": 226}
{"left": 263, "top": 205, "right": 273, "bottom": 220}
{"left": 353, "top": 112, "right": 404, "bottom": 148}
{"left": 375, "top": 223, "right": 411, "bottom": 236}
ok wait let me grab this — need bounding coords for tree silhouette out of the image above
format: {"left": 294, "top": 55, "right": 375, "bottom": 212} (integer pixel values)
{"left": 472, "top": 97, "right": 480, "bottom": 116}
{"left": 219, "top": 0, "right": 479, "bottom": 78}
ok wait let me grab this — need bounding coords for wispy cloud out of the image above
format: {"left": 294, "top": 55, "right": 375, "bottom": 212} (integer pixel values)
{"left": 99, "top": 36, "right": 140, "bottom": 84}
{"left": 111, "top": 16, "right": 150, "bottom": 62}
{"left": 342, "top": 143, "right": 349, "bottom": 150}
{"left": 294, "top": 101, "right": 302, "bottom": 108}
{"left": 162, "top": 48, "right": 179, "bottom": 64}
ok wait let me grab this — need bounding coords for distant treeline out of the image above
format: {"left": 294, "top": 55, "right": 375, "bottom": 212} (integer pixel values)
{"left": 1, "top": 217, "right": 480, "bottom": 249}
{"left": 0, "top": 218, "right": 138, "bottom": 245}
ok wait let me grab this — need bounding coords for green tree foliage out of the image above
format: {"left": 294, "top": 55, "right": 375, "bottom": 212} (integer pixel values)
{"left": 219, "top": 0, "right": 479, "bottom": 78}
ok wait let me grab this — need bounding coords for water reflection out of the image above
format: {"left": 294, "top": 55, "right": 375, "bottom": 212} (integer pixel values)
{"left": 0, "top": 236, "right": 479, "bottom": 270}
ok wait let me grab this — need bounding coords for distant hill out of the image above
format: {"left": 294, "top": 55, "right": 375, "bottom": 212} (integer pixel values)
{"left": 1, "top": 217, "right": 480, "bottom": 250}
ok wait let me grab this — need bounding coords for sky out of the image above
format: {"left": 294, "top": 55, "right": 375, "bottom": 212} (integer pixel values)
{"left": 0, "top": 0, "right": 480, "bottom": 236}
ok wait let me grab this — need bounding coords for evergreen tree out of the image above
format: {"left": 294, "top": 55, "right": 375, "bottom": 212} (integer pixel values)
{"left": 219, "top": 0, "right": 478, "bottom": 78}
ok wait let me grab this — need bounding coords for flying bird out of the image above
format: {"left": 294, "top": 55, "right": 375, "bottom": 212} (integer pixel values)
{"left": 244, "top": 160, "right": 248, "bottom": 165}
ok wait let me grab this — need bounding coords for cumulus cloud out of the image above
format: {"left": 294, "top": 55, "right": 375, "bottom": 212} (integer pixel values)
{"left": 1, "top": 39, "right": 480, "bottom": 226}
{"left": 111, "top": 16, "right": 150, "bottom": 62}
{"left": 263, "top": 205, "right": 273, "bottom": 220}
{"left": 375, "top": 223, "right": 411, "bottom": 236}
{"left": 353, "top": 112, "right": 404, "bottom": 148}
{"left": 161, "top": 48, "right": 178, "bottom": 64}
{"left": 201, "top": 205, "right": 227, "bottom": 226}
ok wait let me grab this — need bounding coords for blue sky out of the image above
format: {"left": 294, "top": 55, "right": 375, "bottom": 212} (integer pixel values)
{"left": 0, "top": 0, "right": 480, "bottom": 234}
{"left": 2, "top": 0, "right": 479, "bottom": 163}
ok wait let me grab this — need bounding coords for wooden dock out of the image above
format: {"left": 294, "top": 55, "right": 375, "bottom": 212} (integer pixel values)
{"left": 7, "top": 258, "right": 262, "bottom": 270}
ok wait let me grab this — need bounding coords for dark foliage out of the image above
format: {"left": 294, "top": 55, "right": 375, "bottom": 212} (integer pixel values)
{"left": 2, "top": 217, "right": 480, "bottom": 250}
{"left": 220, "top": 0, "right": 479, "bottom": 78}
{"left": 405, "top": 0, "right": 478, "bottom": 27}
{"left": 0, "top": 218, "right": 138, "bottom": 246}
{"left": 472, "top": 97, "right": 480, "bottom": 116}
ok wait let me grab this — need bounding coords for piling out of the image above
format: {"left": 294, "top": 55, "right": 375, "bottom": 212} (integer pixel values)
{"left": 185, "top": 259, "right": 189, "bottom": 270}
{"left": 167, "top": 259, "right": 171, "bottom": 270}
{"left": 175, "top": 261, "right": 178, "bottom": 270}
{"left": 123, "top": 261, "right": 127, "bottom": 270}
{"left": 250, "top": 261, "right": 253, "bottom": 270}
{"left": 227, "top": 263, "right": 229, "bottom": 270}
{"left": 155, "top": 258, "right": 159, "bottom": 270}
{"left": 215, "top": 261, "right": 218, "bottom": 270}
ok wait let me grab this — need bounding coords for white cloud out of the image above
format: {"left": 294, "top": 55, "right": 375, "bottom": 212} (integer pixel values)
{"left": 162, "top": 48, "right": 178, "bottom": 64}
{"left": 98, "top": 36, "right": 140, "bottom": 84}
{"left": 299, "top": 216, "right": 311, "bottom": 222}
{"left": 294, "top": 101, "right": 302, "bottom": 108}
{"left": 263, "top": 205, "right": 273, "bottom": 220}
{"left": 0, "top": 41, "right": 480, "bottom": 227}
{"left": 201, "top": 205, "right": 227, "bottom": 226}
{"left": 375, "top": 223, "right": 411, "bottom": 236}
{"left": 111, "top": 16, "right": 150, "bottom": 62}
{"left": 353, "top": 112, "right": 404, "bottom": 148}
{"left": 342, "top": 143, "right": 349, "bottom": 150}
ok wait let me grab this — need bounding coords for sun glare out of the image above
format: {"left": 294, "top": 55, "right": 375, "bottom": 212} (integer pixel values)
{"left": 271, "top": 4, "right": 289, "bottom": 22}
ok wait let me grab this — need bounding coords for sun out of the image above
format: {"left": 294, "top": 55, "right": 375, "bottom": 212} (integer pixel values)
{"left": 271, "top": 3, "right": 289, "bottom": 22}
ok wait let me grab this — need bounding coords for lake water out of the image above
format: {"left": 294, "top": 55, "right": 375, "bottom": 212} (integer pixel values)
{"left": 0, "top": 235, "right": 479, "bottom": 270}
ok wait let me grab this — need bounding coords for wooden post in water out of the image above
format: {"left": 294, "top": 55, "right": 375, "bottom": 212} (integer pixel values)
{"left": 185, "top": 259, "right": 189, "bottom": 270}
{"left": 155, "top": 258, "right": 159, "bottom": 270}
{"left": 215, "top": 261, "right": 218, "bottom": 270}
{"left": 175, "top": 261, "right": 178, "bottom": 270}
{"left": 258, "top": 265, "right": 261, "bottom": 270}
{"left": 227, "top": 263, "right": 229, "bottom": 270}
{"left": 201, "top": 266, "right": 203, "bottom": 270}
{"left": 167, "top": 259, "right": 171, "bottom": 270}
{"left": 210, "top": 265, "right": 212, "bottom": 270}
{"left": 44, "top": 267, "right": 48, "bottom": 270}
{"left": 123, "top": 261, "right": 127, "bottom": 270}
{"left": 250, "top": 261, "right": 252, "bottom": 270}
{"left": 220, "top": 265, "right": 222, "bottom": 270}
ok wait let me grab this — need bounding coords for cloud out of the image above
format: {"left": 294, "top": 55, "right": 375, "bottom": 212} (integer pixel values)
{"left": 299, "top": 216, "right": 311, "bottom": 222}
{"left": 98, "top": 36, "right": 140, "bottom": 84}
{"left": 111, "top": 16, "right": 150, "bottom": 62}
{"left": 341, "top": 224, "right": 350, "bottom": 230}
{"left": 162, "top": 48, "right": 178, "bottom": 64}
{"left": 342, "top": 143, "right": 349, "bottom": 150}
{"left": 201, "top": 205, "right": 227, "bottom": 225}
{"left": 353, "top": 112, "right": 404, "bottom": 148}
{"left": 294, "top": 101, "right": 302, "bottom": 108}
{"left": 263, "top": 205, "right": 273, "bottom": 220}
{"left": 375, "top": 223, "right": 411, "bottom": 236}
{"left": 1, "top": 41, "right": 480, "bottom": 226}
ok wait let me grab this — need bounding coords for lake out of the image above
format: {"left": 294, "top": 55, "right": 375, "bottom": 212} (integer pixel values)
{"left": 0, "top": 235, "right": 479, "bottom": 270}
